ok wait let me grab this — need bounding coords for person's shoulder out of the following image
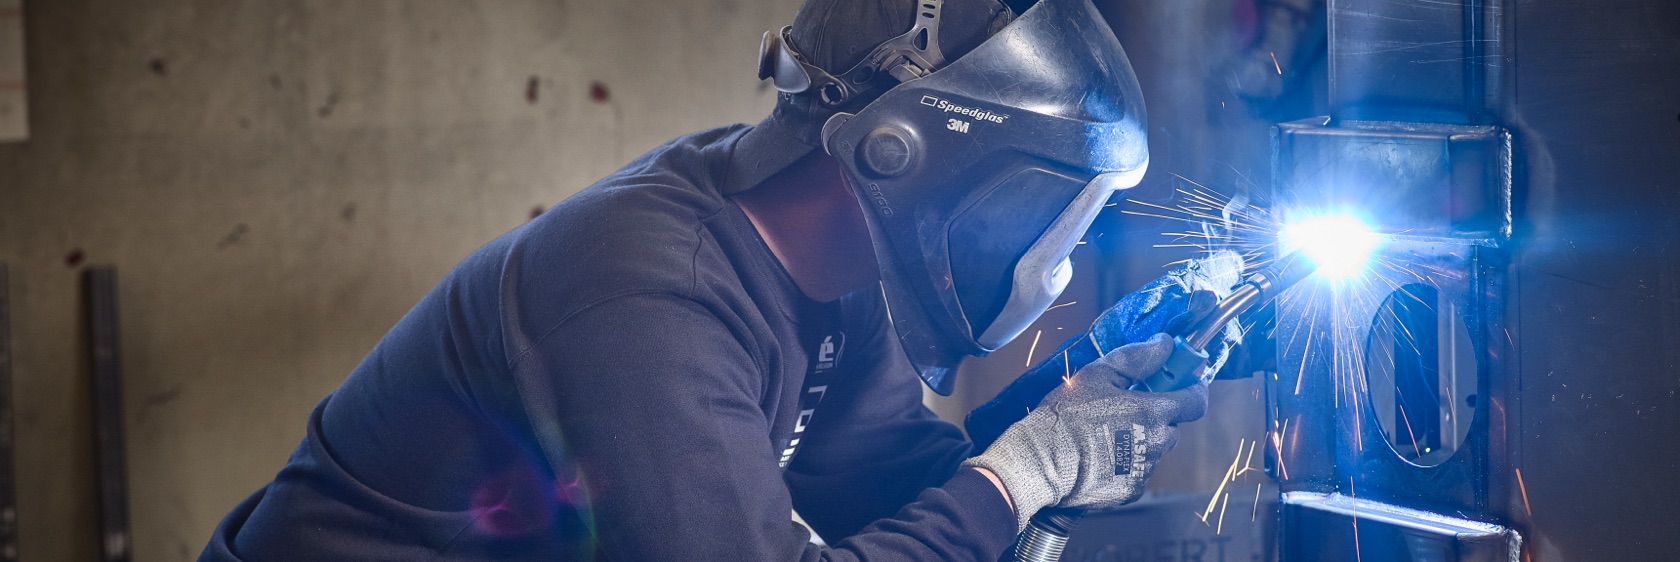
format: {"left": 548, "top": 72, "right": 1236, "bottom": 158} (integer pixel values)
{"left": 495, "top": 126, "right": 751, "bottom": 319}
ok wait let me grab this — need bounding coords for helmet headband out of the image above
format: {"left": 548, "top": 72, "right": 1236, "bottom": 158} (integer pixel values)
{"left": 758, "top": 0, "right": 947, "bottom": 108}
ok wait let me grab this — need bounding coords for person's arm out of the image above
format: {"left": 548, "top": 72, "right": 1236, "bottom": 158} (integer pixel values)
{"left": 974, "top": 467, "right": 1015, "bottom": 512}
{"left": 512, "top": 293, "right": 1017, "bottom": 561}
{"left": 781, "top": 293, "right": 1007, "bottom": 543}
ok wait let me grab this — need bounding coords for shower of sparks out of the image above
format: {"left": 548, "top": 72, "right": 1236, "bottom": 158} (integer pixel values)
{"left": 1199, "top": 437, "right": 1276, "bottom": 533}
{"left": 1123, "top": 175, "right": 1474, "bottom": 540}
{"left": 1201, "top": 438, "right": 1247, "bottom": 524}
{"left": 1121, "top": 178, "right": 1283, "bottom": 276}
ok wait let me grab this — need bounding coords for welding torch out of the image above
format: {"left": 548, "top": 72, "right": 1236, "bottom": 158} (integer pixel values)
{"left": 1012, "top": 250, "right": 1319, "bottom": 562}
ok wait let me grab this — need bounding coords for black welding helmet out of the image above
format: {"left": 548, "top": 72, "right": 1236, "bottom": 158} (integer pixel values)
{"left": 764, "top": 0, "right": 1149, "bottom": 394}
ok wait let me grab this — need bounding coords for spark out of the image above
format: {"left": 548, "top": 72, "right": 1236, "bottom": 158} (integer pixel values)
{"left": 1270, "top": 428, "right": 1291, "bottom": 480}
{"left": 1351, "top": 477, "right": 1363, "bottom": 562}
{"left": 1045, "top": 300, "right": 1079, "bottom": 312}
{"left": 1252, "top": 482, "right": 1263, "bottom": 521}
{"left": 1270, "top": 51, "right": 1283, "bottom": 75}
{"left": 1062, "top": 350, "right": 1073, "bottom": 387}
{"left": 1395, "top": 388, "right": 1425, "bottom": 456}
{"left": 1516, "top": 468, "right": 1533, "bottom": 516}
{"left": 1025, "top": 330, "right": 1043, "bottom": 367}
{"left": 1294, "top": 324, "right": 1317, "bottom": 395}
{"left": 1216, "top": 493, "right": 1230, "bottom": 534}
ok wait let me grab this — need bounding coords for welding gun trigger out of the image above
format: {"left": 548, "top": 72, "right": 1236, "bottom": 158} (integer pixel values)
{"left": 1132, "top": 336, "right": 1208, "bottom": 393}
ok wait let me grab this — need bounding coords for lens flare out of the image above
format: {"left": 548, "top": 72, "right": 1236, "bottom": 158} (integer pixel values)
{"left": 1279, "top": 214, "right": 1381, "bottom": 281}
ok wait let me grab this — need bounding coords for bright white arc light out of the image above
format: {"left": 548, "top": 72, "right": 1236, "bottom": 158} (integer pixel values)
{"left": 1280, "top": 215, "right": 1381, "bottom": 281}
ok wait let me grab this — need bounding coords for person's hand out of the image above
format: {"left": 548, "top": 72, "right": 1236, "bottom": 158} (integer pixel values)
{"left": 962, "top": 335, "right": 1209, "bottom": 532}
{"left": 965, "top": 251, "right": 1243, "bottom": 451}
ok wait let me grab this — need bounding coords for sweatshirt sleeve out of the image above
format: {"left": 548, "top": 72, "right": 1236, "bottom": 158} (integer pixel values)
{"left": 509, "top": 292, "right": 1017, "bottom": 561}
{"left": 782, "top": 293, "right": 990, "bottom": 543}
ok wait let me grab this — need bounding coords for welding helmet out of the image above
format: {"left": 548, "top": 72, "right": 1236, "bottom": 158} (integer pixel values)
{"left": 759, "top": 0, "right": 1148, "bottom": 394}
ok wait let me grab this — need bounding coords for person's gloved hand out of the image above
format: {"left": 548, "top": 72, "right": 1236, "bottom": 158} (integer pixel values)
{"left": 966, "top": 251, "right": 1244, "bottom": 451}
{"left": 962, "top": 335, "right": 1209, "bottom": 532}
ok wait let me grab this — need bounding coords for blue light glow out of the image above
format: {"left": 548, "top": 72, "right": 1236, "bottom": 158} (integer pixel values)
{"left": 1280, "top": 214, "right": 1381, "bottom": 281}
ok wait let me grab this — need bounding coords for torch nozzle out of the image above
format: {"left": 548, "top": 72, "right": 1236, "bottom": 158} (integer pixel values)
{"left": 1180, "top": 250, "right": 1316, "bottom": 352}
{"left": 1132, "top": 251, "right": 1319, "bottom": 392}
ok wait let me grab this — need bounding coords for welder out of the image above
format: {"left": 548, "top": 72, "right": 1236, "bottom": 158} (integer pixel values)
{"left": 199, "top": 0, "right": 1241, "bottom": 560}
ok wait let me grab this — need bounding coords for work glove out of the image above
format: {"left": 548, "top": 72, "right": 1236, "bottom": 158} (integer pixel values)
{"left": 962, "top": 335, "right": 1209, "bottom": 532}
{"left": 966, "top": 251, "right": 1244, "bottom": 451}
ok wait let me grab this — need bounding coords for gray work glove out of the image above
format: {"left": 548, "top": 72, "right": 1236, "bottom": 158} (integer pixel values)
{"left": 966, "top": 250, "right": 1244, "bottom": 452}
{"left": 963, "top": 334, "right": 1210, "bottom": 532}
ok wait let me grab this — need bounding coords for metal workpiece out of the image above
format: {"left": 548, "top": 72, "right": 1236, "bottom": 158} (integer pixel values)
{"left": 1274, "top": 242, "right": 1507, "bottom": 510}
{"left": 1270, "top": 0, "right": 1680, "bottom": 558}
{"left": 1273, "top": 118, "right": 1512, "bottom": 244}
{"left": 1328, "top": 0, "right": 1508, "bottom": 124}
{"left": 1269, "top": 120, "right": 1516, "bottom": 562}
{"left": 1280, "top": 492, "right": 1521, "bottom": 562}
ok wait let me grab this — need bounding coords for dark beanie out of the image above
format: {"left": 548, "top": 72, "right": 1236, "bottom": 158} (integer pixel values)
{"left": 723, "top": 0, "right": 1016, "bottom": 195}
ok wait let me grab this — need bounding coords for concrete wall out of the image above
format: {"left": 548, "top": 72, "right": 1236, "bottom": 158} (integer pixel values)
{"left": 0, "top": 1, "right": 795, "bottom": 560}
{"left": 0, "top": 0, "right": 1310, "bottom": 560}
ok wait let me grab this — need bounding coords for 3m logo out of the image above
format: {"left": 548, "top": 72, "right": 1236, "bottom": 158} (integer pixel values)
{"left": 1113, "top": 429, "right": 1134, "bottom": 475}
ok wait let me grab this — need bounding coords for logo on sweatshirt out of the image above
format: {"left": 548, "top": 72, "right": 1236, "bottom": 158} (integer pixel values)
{"left": 780, "top": 330, "right": 846, "bottom": 468}
{"left": 815, "top": 334, "right": 843, "bottom": 372}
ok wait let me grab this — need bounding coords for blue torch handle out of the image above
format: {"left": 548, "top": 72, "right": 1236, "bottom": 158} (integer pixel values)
{"left": 1133, "top": 336, "right": 1209, "bottom": 392}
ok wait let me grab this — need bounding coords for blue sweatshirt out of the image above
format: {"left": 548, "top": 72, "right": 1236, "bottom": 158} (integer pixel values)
{"left": 199, "top": 125, "right": 1017, "bottom": 561}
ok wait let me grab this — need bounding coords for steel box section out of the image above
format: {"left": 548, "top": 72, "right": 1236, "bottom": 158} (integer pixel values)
{"left": 1274, "top": 0, "right": 1680, "bottom": 559}
{"left": 1268, "top": 241, "right": 1511, "bottom": 514}
{"left": 1271, "top": 119, "right": 1511, "bottom": 243}
{"left": 1328, "top": 0, "right": 1507, "bottom": 125}
{"left": 1267, "top": 118, "right": 1514, "bottom": 528}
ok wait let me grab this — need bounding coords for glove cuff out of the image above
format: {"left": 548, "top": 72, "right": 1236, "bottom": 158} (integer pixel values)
{"left": 963, "top": 422, "right": 1063, "bottom": 534}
